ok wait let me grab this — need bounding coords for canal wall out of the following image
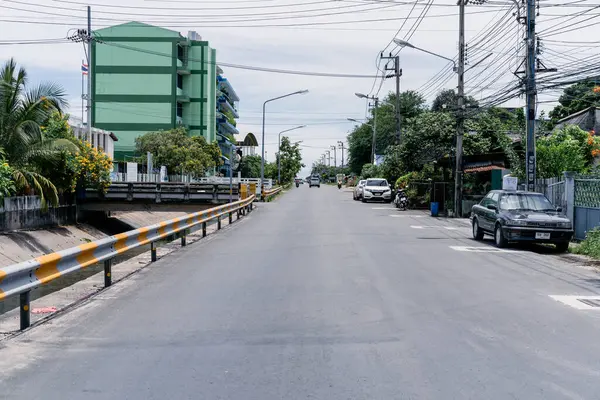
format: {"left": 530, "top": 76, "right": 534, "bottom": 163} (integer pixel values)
{"left": 0, "top": 196, "right": 77, "bottom": 232}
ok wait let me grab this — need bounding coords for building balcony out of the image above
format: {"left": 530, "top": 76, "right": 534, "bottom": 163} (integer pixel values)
{"left": 176, "top": 88, "right": 190, "bottom": 102}
{"left": 217, "top": 76, "right": 239, "bottom": 102}
{"left": 177, "top": 60, "right": 190, "bottom": 75}
{"left": 217, "top": 112, "right": 239, "bottom": 135}
{"left": 218, "top": 96, "right": 239, "bottom": 118}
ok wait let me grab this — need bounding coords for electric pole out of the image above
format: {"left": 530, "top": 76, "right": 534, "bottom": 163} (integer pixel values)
{"left": 330, "top": 145, "right": 337, "bottom": 168}
{"left": 380, "top": 53, "right": 402, "bottom": 144}
{"left": 338, "top": 141, "right": 345, "bottom": 168}
{"left": 326, "top": 150, "right": 331, "bottom": 167}
{"left": 525, "top": 0, "right": 537, "bottom": 191}
{"left": 455, "top": 0, "right": 466, "bottom": 217}
{"left": 87, "top": 6, "right": 92, "bottom": 144}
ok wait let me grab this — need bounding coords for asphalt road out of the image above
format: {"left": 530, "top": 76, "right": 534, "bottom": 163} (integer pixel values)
{"left": 3, "top": 185, "right": 600, "bottom": 399}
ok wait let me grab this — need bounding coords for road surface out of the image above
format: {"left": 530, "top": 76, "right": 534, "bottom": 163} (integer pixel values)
{"left": 3, "top": 185, "right": 600, "bottom": 399}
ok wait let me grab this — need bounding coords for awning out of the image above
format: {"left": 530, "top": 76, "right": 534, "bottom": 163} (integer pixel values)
{"left": 464, "top": 162, "right": 504, "bottom": 173}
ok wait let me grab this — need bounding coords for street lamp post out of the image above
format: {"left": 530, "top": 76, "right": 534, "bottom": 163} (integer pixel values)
{"left": 354, "top": 93, "right": 379, "bottom": 164}
{"left": 261, "top": 90, "right": 308, "bottom": 195}
{"left": 330, "top": 145, "right": 337, "bottom": 168}
{"left": 394, "top": 39, "right": 464, "bottom": 217}
{"left": 277, "top": 125, "right": 306, "bottom": 184}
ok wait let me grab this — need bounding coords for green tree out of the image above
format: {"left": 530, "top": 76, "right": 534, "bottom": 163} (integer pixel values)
{"left": 549, "top": 80, "right": 600, "bottom": 124}
{"left": 536, "top": 125, "right": 599, "bottom": 178}
{"left": 431, "top": 89, "right": 479, "bottom": 112}
{"left": 347, "top": 90, "right": 427, "bottom": 174}
{"left": 359, "top": 163, "right": 380, "bottom": 179}
{"left": 239, "top": 154, "right": 262, "bottom": 178}
{"left": 276, "top": 136, "right": 304, "bottom": 183}
{"left": 0, "top": 58, "right": 76, "bottom": 205}
{"left": 135, "top": 127, "right": 222, "bottom": 176}
{"left": 41, "top": 111, "right": 73, "bottom": 139}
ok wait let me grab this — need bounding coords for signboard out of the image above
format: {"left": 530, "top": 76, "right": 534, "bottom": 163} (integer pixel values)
{"left": 126, "top": 162, "right": 138, "bottom": 182}
{"left": 502, "top": 175, "right": 518, "bottom": 191}
{"left": 159, "top": 166, "right": 168, "bottom": 182}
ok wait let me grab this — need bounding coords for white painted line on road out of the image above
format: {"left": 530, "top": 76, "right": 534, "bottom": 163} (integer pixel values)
{"left": 449, "top": 246, "right": 515, "bottom": 253}
{"left": 549, "top": 295, "right": 600, "bottom": 310}
{"left": 372, "top": 207, "right": 392, "bottom": 210}
{"left": 389, "top": 214, "right": 425, "bottom": 218}
{"left": 410, "top": 225, "right": 461, "bottom": 230}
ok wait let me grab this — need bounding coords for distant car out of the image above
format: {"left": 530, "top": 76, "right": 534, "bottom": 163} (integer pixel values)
{"left": 361, "top": 178, "right": 392, "bottom": 203}
{"left": 309, "top": 176, "right": 320, "bottom": 188}
{"left": 353, "top": 180, "right": 366, "bottom": 201}
{"left": 471, "top": 190, "right": 573, "bottom": 252}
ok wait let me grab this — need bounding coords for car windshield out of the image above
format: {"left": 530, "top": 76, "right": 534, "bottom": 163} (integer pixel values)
{"left": 499, "top": 193, "right": 556, "bottom": 211}
{"left": 366, "top": 179, "right": 388, "bottom": 187}
{"left": 358, "top": 180, "right": 366, "bottom": 186}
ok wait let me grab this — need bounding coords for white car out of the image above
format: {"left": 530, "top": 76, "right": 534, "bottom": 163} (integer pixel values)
{"left": 353, "top": 180, "right": 366, "bottom": 201}
{"left": 361, "top": 178, "right": 392, "bottom": 203}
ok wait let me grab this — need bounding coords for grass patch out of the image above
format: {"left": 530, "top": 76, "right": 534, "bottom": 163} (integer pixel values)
{"left": 571, "top": 228, "right": 600, "bottom": 259}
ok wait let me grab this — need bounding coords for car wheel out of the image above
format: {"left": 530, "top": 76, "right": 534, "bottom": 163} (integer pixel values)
{"left": 555, "top": 242, "right": 569, "bottom": 253}
{"left": 494, "top": 224, "right": 507, "bottom": 248}
{"left": 361, "top": 197, "right": 367, "bottom": 203}
{"left": 472, "top": 218, "right": 484, "bottom": 240}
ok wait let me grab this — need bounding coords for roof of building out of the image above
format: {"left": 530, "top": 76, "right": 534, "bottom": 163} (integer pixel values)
{"left": 463, "top": 160, "right": 505, "bottom": 173}
{"left": 556, "top": 106, "right": 600, "bottom": 124}
{"left": 95, "top": 21, "right": 183, "bottom": 39}
{"left": 235, "top": 133, "right": 258, "bottom": 147}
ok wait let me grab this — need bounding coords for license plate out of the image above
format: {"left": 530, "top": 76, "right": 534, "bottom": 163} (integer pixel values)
{"left": 535, "top": 232, "right": 551, "bottom": 239}
{"left": 373, "top": 192, "right": 381, "bottom": 196}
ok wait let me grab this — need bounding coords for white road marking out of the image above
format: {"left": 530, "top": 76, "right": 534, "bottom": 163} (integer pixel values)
{"left": 449, "top": 246, "right": 515, "bottom": 253}
{"left": 410, "top": 225, "right": 461, "bottom": 230}
{"left": 549, "top": 295, "right": 600, "bottom": 310}
{"left": 389, "top": 215, "right": 425, "bottom": 218}
{"left": 372, "top": 207, "right": 392, "bottom": 210}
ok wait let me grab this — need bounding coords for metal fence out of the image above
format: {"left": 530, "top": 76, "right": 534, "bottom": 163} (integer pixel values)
{"left": 574, "top": 178, "right": 600, "bottom": 240}
{"left": 0, "top": 195, "right": 256, "bottom": 331}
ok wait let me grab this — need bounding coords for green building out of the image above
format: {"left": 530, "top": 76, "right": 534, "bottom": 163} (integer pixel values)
{"left": 92, "top": 22, "right": 238, "bottom": 165}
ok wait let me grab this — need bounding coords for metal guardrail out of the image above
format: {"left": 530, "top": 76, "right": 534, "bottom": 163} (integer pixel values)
{"left": 0, "top": 195, "right": 255, "bottom": 331}
{"left": 262, "top": 186, "right": 283, "bottom": 202}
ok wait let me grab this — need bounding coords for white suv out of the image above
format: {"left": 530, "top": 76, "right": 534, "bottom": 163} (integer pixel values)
{"left": 309, "top": 176, "right": 320, "bottom": 188}
{"left": 353, "top": 180, "right": 366, "bottom": 201}
{"left": 361, "top": 178, "right": 392, "bottom": 203}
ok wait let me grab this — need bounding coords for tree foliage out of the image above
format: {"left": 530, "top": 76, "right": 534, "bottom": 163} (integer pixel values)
{"left": 431, "top": 89, "right": 479, "bottom": 112}
{"left": 239, "top": 154, "right": 262, "bottom": 178}
{"left": 0, "top": 58, "right": 75, "bottom": 206}
{"left": 549, "top": 80, "right": 600, "bottom": 124}
{"left": 135, "top": 127, "right": 222, "bottom": 176}
{"left": 536, "top": 125, "right": 600, "bottom": 178}
{"left": 275, "top": 136, "right": 304, "bottom": 183}
{"left": 347, "top": 90, "right": 427, "bottom": 173}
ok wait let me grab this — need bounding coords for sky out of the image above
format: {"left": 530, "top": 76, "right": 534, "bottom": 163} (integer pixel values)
{"left": 1, "top": 0, "right": 599, "bottom": 178}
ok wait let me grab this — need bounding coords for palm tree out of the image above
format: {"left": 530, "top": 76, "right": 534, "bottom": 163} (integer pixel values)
{"left": 0, "top": 58, "right": 75, "bottom": 206}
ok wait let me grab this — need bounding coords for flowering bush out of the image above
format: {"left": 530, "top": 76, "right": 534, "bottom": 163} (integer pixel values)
{"left": 67, "top": 140, "right": 113, "bottom": 193}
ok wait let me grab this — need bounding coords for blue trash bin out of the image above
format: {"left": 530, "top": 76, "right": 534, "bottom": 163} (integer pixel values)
{"left": 430, "top": 202, "right": 439, "bottom": 217}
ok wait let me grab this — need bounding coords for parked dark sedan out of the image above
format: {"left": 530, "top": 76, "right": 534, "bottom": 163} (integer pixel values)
{"left": 471, "top": 190, "right": 573, "bottom": 252}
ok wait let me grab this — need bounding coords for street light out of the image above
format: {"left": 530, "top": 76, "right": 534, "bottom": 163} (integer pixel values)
{"left": 277, "top": 125, "right": 306, "bottom": 184}
{"left": 393, "top": 39, "right": 457, "bottom": 72}
{"left": 260, "top": 90, "right": 309, "bottom": 195}
{"left": 351, "top": 92, "right": 379, "bottom": 164}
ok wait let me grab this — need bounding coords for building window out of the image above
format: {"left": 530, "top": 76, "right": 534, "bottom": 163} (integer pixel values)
{"left": 177, "top": 45, "right": 184, "bottom": 62}
{"left": 176, "top": 102, "right": 183, "bottom": 118}
{"left": 177, "top": 74, "right": 183, "bottom": 90}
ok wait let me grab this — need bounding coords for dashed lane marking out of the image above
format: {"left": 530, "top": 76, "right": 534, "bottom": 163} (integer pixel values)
{"left": 389, "top": 214, "right": 425, "bottom": 218}
{"left": 449, "top": 246, "right": 516, "bottom": 253}
{"left": 549, "top": 295, "right": 600, "bottom": 310}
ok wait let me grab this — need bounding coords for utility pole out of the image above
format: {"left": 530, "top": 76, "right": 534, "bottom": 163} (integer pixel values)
{"left": 338, "top": 141, "right": 345, "bottom": 168}
{"left": 326, "top": 150, "right": 331, "bottom": 167}
{"left": 454, "top": 0, "right": 466, "bottom": 217}
{"left": 381, "top": 53, "right": 402, "bottom": 144}
{"left": 330, "top": 145, "right": 337, "bottom": 168}
{"left": 525, "top": 0, "right": 537, "bottom": 191}
{"left": 87, "top": 6, "right": 92, "bottom": 144}
{"left": 372, "top": 97, "right": 379, "bottom": 164}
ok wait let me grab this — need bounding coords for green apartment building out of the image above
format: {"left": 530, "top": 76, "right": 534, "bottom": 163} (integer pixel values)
{"left": 92, "top": 22, "right": 238, "bottom": 163}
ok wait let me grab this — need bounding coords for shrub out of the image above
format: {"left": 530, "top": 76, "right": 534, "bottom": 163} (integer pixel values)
{"left": 67, "top": 140, "right": 113, "bottom": 193}
{"left": 0, "top": 160, "right": 16, "bottom": 200}
{"left": 573, "top": 228, "right": 600, "bottom": 259}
